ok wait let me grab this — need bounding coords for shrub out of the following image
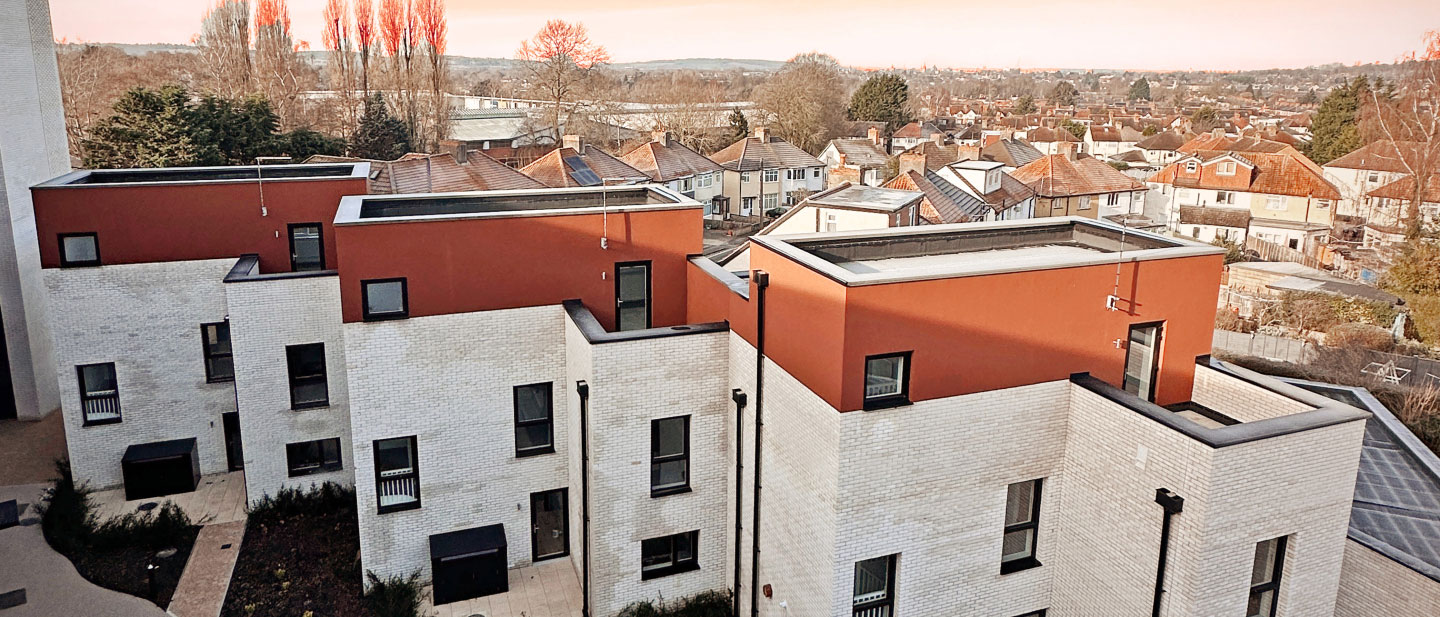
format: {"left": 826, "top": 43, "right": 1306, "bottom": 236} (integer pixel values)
{"left": 618, "top": 590, "right": 732, "bottom": 617}
{"left": 1279, "top": 291, "right": 1339, "bottom": 334}
{"left": 1324, "top": 323, "right": 1396, "bottom": 352}
{"left": 1215, "top": 308, "right": 1256, "bottom": 333}
{"left": 246, "top": 482, "right": 355, "bottom": 526}
{"left": 89, "top": 502, "right": 193, "bottom": 551}
{"left": 37, "top": 460, "right": 96, "bottom": 555}
{"left": 364, "top": 571, "right": 425, "bottom": 617}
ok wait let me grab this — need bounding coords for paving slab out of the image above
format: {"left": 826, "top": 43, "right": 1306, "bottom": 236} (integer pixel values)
{"left": 167, "top": 521, "right": 246, "bottom": 617}
{"left": 0, "top": 413, "right": 67, "bottom": 487}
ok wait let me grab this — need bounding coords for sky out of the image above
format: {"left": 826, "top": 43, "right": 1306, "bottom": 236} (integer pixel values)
{"left": 48, "top": 0, "right": 1440, "bottom": 71}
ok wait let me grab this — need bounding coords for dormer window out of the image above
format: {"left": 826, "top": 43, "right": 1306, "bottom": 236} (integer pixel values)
{"left": 1184, "top": 161, "right": 1198, "bottom": 173}
{"left": 1216, "top": 161, "right": 1237, "bottom": 175}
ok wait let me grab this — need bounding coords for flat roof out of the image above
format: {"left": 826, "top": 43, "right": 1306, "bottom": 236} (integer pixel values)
{"left": 34, "top": 163, "right": 370, "bottom": 188}
{"left": 806, "top": 185, "right": 923, "bottom": 212}
{"left": 753, "top": 217, "right": 1225, "bottom": 286}
{"left": 334, "top": 184, "right": 702, "bottom": 225}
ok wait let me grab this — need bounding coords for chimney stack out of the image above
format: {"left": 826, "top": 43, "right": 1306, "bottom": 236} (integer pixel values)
{"left": 868, "top": 126, "right": 881, "bottom": 145}
{"left": 898, "top": 151, "right": 928, "bottom": 177}
{"left": 563, "top": 134, "right": 584, "bottom": 152}
{"left": 930, "top": 132, "right": 946, "bottom": 145}
{"left": 1211, "top": 128, "right": 1224, "bottom": 139}
{"left": 753, "top": 126, "right": 771, "bottom": 141}
{"left": 837, "top": 153, "right": 848, "bottom": 167}
{"left": 652, "top": 130, "right": 673, "bottom": 146}
{"left": 1058, "top": 141, "right": 1079, "bottom": 161}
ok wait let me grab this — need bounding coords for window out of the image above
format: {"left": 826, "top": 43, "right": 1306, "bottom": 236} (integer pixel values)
{"left": 1217, "top": 191, "right": 1236, "bottom": 205}
{"left": 1123, "top": 323, "right": 1163, "bottom": 402}
{"left": 696, "top": 173, "right": 712, "bottom": 189}
{"left": 1191, "top": 226, "right": 1201, "bottom": 239}
{"left": 77, "top": 362, "right": 120, "bottom": 425}
{"left": 58, "top": 233, "right": 100, "bottom": 268}
{"left": 1106, "top": 193, "right": 1121, "bottom": 207}
{"left": 1217, "top": 161, "right": 1237, "bottom": 175}
{"left": 286, "top": 438, "right": 342, "bottom": 476}
{"left": 651, "top": 416, "right": 690, "bottom": 496}
{"left": 1315, "top": 199, "right": 1331, "bottom": 209}
{"left": 863, "top": 352, "right": 911, "bottom": 410}
{"left": 1001, "top": 478, "right": 1043, "bottom": 574}
{"left": 812, "top": 167, "right": 821, "bottom": 178}
{"left": 742, "top": 196, "right": 757, "bottom": 214}
{"left": 825, "top": 213, "right": 838, "bottom": 232}
{"left": 1288, "top": 238, "right": 1299, "bottom": 250}
{"left": 361, "top": 278, "right": 408, "bottom": 321}
{"left": 1265, "top": 195, "right": 1286, "bottom": 211}
{"left": 762, "top": 168, "right": 779, "bottom": 183}
{"left": 286, "top": 343, "right": 329, "bottom": 409}
{"left": 763, "top": 193, "right": 778, "bottom": 209}
{"left": 615, "top": 261, "right": 651, "bottom": 331}
{"left": 785, "top": 168, "right": 804, "bottom": 180}
{"left": 679, "top": 177, "right": 693, "bottom": 192}
{"left": 288, "top": 223, "right": 324, "bottom": 271}
{"left": 641, "top": 530, "right": 699, "bottom": 579}
{"left": 741, "top": 171, "right": 752, "bottom": 183}
{"left": 201, "top": 321, "right": 234, "bottom": 383}
{"left": 1184, "top": 161, "right": 1198, "bottom": 173}
{"left": 1247, "top": 536, "right": 1287, "bottom": 617}
{"left": 1367, "top": 171, "right": 1380, "bottom": 184}
{"left": 1078, "top": 196, "right": 1091, "bottom": 210}
{"left": 514, "top": 382, "right": 554, "bottom": 457}
{"left": 374, "top": 436, "right": 420, "bottom": 513}
{"left": 852, "top": 555, "right": 897, "bottom": 617}
{"left": 1012, "top": 612, "right": 1047, "bottom": 617}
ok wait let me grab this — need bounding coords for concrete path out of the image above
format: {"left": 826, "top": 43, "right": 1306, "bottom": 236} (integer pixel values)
{"left": 167, "top": 521, "right": 246, "bottom": 617}
{"left": 0, "top": 413, "right": 67, "bottom": 486}
{"left": 92, "top": 471, "right": 247, "bottom": 526}
{"left": 0, "top": 483, "right": 166, "bottom": 617}
{"left": 423, "top": 559, "right": 583, "bottom": 617}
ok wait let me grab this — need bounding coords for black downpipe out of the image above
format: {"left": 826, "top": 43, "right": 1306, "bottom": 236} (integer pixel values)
{"left": 749, "top": 271, "right": 769, "bottom": 617}
{"left": 1152, "top": 488, "right": 1184, "bottom": 617}
{"left": 731, "top": 388, "right": 748, "bottom": 617}
{"left": 577, "top": 381, "right": 592, "bottom": 617}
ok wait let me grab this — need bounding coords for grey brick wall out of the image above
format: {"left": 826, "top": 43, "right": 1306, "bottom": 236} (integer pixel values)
{"left": 226, "top": 273, "right": 354, "bottom": 504}
{"left": 1335, "top": 539, "right": 1440, "bottom": 616}
{"left": 46, "top": 260, "right": 236, "bottom": 489}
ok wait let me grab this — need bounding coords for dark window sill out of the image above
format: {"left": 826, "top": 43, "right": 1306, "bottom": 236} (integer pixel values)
{"left": 1000, "top": 556, "right": 1042, "bottom": 575}
{"left": 862, "top": 396, "right": 911, "bottom": 412}
{"left": 650, "top": 485, "right": 692, "bottom": 499}
{"left": 362, "top": 312, "right": 409, "bottom": 322}
{"left": 516, "top": 446, "right": 556, "bottom": 458}
{"left": 59, "top": 262, "right": 102, "bottom": 269}
{"left": 288, "top": 464, "right": 343, "bottom": 478}
{"left": 206, "top": 377, "right": 236, "bottom": 385}
{"left": 82, "top": 417, "right": 122, "bottom": 427}
{"left": 640, "top": 560, "right": 699, "bottom": 580}
{"left": 377, "top": 500, "right": 421, "bottom": 515}
{"left": 291, "top": 401, "right": 331, "bottom": 411}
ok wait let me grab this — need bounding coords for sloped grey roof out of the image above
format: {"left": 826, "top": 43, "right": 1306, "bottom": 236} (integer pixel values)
{"left": 983, "top": 138, "right": 1043, "bottom": 168}
{"left": 710, "top": 136, "right": 824, "bottom": 171}
{"left": 827, "top": 139, "right": 890, "bottom": 168}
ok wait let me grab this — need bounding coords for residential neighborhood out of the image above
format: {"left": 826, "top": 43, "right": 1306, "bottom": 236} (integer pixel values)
{"left": 1, "top": 1, "right": 1440, "bottom": 617}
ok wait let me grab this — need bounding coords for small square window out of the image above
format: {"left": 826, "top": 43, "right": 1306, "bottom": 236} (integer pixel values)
{"left": 362, "top": 278, "right": 409, "bottom": 321}
{"left": 514, "top": 382, "right": 555, "bottom": 457}
{"left": 641, "top": 530, "right": 699, "bottom": 580}
{"left": 286, "top": 343, "right": 328, "bottom": 409}
{"left": 59, "top": 233, "right": 100, "bottom": 267}
{"left": 1184, "top": 161, "right": 1198, "bottom": 173}
{"left": 77, "top": 362, "right": 120, "bottom": 425}
{"left": 864, "top": 352, "right": 911, "bottom": 410}
{"left": 651, "top": 416, "right": 690, "bottom": 497}
{"left": 286, "top": 438, "right": 342, "bottom": 476}
{"left": 201, "top": 321, "right": 234, "bottom": 383}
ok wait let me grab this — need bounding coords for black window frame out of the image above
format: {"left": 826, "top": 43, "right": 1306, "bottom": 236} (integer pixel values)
{"left": 361, "top": 277, "right": 409, "bottom": 321}
{"left": 77, "top": 362, "right": 121, "bottom": 426}
{"left": 285, "top": 437, "right": 343, "bottom": 477}
{"left": 1247, "top": 536, "right": 1287, "bottom": 617}
{"left": 640, "top": 530, "right": 699, "bottom": 580}
{"left": 1123, "top": 321, "right": 1165, "bottom": 403}
{"left": 58, "top": 232, "right": 100, "bottom": 268}
{"left": 650, "top": 415, "right": 691, "bottom": 497}
{"left": 287, "top": 222, "right": 326, "bottom": 272}
{"left": 852, "top": 554, "right": 898, "bottom": 617}
{"left": 513, "top": 382, "right": 555, "bottom": 457}
{"left": 285, "top": 342, "right": 329, "bottom": 410}
{"left": 615, "top": 260, "right": 652, "bottom": 331}
{"left": 862, "top": 351, "right": 912, "bottom": 411}
{"left": 374, "top": 436, "right": 421, "bottom": 514}
{"left": 1000, "top": 477, "right": 1044, "bottom": 574}
{"left": 201, "top": 321, "right": 234, "bottom": 383}
{"left": 1012, "top": 612, "right": 1048, "bottom": 617}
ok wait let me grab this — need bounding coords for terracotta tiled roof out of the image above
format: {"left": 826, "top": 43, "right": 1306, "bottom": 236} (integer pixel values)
{"left": 883, "top": 170, "right": 989, "bottom": 223}
{"left": 1026, "top": 126, "right": 1082, "bottom": 143}
{"left": 464, "top": 151, "right": 546, "bottom": 190}
{"left": 1179, "top": 205, "right": 1251, "bottom": 228}
{"left": 1367, "top": 174, "right": 1440, "bottom": 203}
{"left": 520, "top": 145, "right": 648, "bottom": 188}
{"left": 710, "top": 135, "right": 824, "bottom": 172}
{"left": 1135, "top": 130, "right": 1191, "bottom": 151}
{"left": 1149, "top": 152, "right": 1341, "bottom": 200}
{"left": 305, "top": 153, "right": 492, "bottom": 194}
{"left": 1011, "top": 154, "right": 1145, "bottom": 197}
{"left": 619, "top": 137, "right": 724, "bottom": 182}
{"left": 1089, "top": 125, "right": 1123, "bottom": 142}
{"left": 1178, "top": 134, "right": 1292, "bottom": 155}
{"left": 1324, "top": 140, "right": 1431, "bottom": 173}
{"left": 900, "top": 140, "right": 966, "bottom": 171}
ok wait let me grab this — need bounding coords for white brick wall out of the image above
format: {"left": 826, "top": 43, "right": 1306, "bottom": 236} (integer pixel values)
{"left": 1335, "top": 539, "right": 1440, "bottom": 616}
{"left": 347, "top": 305, "right": 570, "bottom": 582}
{"left": 226, "top": 272, "right": 354, "bottom": 504}
{"left": 1192, "top": 363, "right": 1311, "bottom": 422}
{"left": 46, "top": 260, "right": 236, "bottom": 489}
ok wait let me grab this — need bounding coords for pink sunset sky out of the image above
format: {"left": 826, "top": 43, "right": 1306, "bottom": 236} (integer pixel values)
{"left": 49, "top": 0, "right": 1440, "bottom": 71}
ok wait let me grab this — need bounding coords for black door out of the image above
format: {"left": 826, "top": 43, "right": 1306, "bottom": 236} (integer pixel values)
{"left": 1123, "top": 322, "right": 1164, "bottom": 402}
{"left": 531, "top": 488, "right": 568, "bottom": 561}
{"left": 222, "top": 412, "right": 243, "bottom": 471}
{"left": 615, "top": 261, "right": 651, "bottom": 331}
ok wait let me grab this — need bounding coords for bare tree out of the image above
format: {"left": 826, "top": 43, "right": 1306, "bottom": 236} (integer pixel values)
{"left": 254, "top": 0, "right": 305, "bottom": 129}
{"left": 1364, "top": 30, "right": 1440, "bottom": 238}
{"left": 416, "top": 0, "right": 448, "bottom": 150}
{"left": 753, "top": 52, "right": 847, "bottom": 153}
{"left": 321, "top": 0, "right": 355, "bottom": 140}
{"left": 515, "top": 19, "right": 611, "bottom": 135}
{"left": 195, "top": 0, "right": 253, "bottom": 99}
{"left": 354, "top": 0, "right": 375, "bottom": 97}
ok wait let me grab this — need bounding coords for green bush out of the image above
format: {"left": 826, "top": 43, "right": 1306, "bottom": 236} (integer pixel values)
{"left": 1215, "top": 308, "right": 1256, "bottom": 333}
{"left": 37, "top": 460, "right": 96, "bottom": 555}
{"left": 246, "top": 482, "right": 355, "bottom": 526}
{"left": 364, "top": 571, "right": 425, "bottom": 617}
{"left": 618, "top": 589, "right": 732, "bottom": 617}
{"left": 39, "top": 459, "right": 194, "bottom": 552}
{"left": 89, "top": 503, "right": 193, "bottom": 551}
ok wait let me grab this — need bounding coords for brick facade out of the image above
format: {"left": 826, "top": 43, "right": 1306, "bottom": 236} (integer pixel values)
{"left": 1335, "top": 540, "right": 1440, "bottom": 615}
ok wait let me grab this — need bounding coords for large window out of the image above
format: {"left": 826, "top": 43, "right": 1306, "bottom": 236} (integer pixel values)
{"left": 640, "top": 530, "right": 698, "bottom": 580}
{"left": 514, "top": 382, "right": 555, "bottom": 457}
{"left": 286, "top": 438, "right": 342, "bottom": 477}
{"left": 762, "top": 168, "right": 779, "bottom": 183}
{"left": 1217, "top": 191, "right": 1236, "bottom": 205}
{"left": 1247, "top": 536, "right": 1287, "bottom": 617}
{"left": 286, "top": 343, "right": 329, "bottom": 409}
{"left": 374, "top": 436, "right": 420, "bottom": 513}
{"left": 651, "top": 415, "right": 690, "bottom": 496}
{"left": 201, "top": 321, "right": 234, "bottom": 383}
{"left": 762, "top": 193, "right": 778, "bottom": 209}
{"left": 615, "top": 262, "right": 651, "bottom": 331}
{"left": 288, "top": 223, "right": 324, "bottom": 271}
{"left": 58, "top": 233, "right": 100, "bottom": 268}
{"left": 77, "top": 362, "right": 120, "bottom": 425}
{"left": 1001, "top": 478, "right": 1043, "bottom": 574}
{"left": 1217, "top": 161, "right": 1237, "bottom": 175}
{"left": 1265, "top": 195, "right": 1286, "bottom": 211}
{"left": 362, "top": 278, "right": 409, "bottom": 321}
{"left": 863, "top": 352, "right": 911, "bottom": 410}
{"left": 1123, "top": 323, "right": 1163, "bottom": 402}
{"left": 852, "top": 554, "right": 897, "bottom": 617}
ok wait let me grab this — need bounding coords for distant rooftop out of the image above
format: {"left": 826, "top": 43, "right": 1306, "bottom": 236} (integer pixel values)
{"left": 753, "top": 217, "right": 1223, "bottom": 286}
{"left": 36, "top": 163, "right": 368, "bottom": 187}
{"left": 806, "top": 185, "right": 923, "bottom": 213}
{"left": 335, "top": 185, "right": 700, "bottom": 224}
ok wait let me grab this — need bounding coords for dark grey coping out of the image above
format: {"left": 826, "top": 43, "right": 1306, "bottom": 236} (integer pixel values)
{"left": 121, "top": 437, "right": 196, "bottom": 463}
{"left": 33, "top": 163, "right": 367, "bottom": 188}
{"left": 1070, "top": 361, "right": 1368, "bottom": 448}
{"left": 689, "top": 256, "right": 750, "bottom": 300}
{"left": 562, "top": 299, "right": 727, "bottom": 345}
{"left": 222, "top": 254, "right": 338, "bottom": 283}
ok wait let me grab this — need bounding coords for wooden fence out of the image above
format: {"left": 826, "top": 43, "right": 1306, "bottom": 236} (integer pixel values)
{"left": 1245, "top": 236, "right": 1328, "bottom": 270}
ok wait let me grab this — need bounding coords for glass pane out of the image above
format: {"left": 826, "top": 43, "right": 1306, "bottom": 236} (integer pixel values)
{"left": 618, "top": 266, "right": 648, "bottom": 301}
{"left": 865, "top": 356, "right": 903, "bottom": 398}
{"left": 291, "top": 226, "right": 322, "bottom": 270}
{"left": 63, "top": 236, "right": 98, "bottom": 262}
{"left": 322, "top": 439, "right": 341, "bottom": 465}
{"left": 618, "top": 306, "right": 648, "bottom": 331}
{"left": 1001, "top": 529, "right": 1034, "bottom": 562}
{"left": 654, "top": 417, "right": 686, "bottom": 457}
{"left": 674, "top": 532, "right": 695, "bottom": 562}
{"left": 205, "top": 323, "right": 231, "bottom": 354}
{"left": 81, "top": 364, "right": 116, "bottom": 394}
{"left": 289, "top": 345, "right": 325, "bottom": 378}
{"left": 366, "top": 281, "right": 405, "bottom": 315}
{"left": 652, "top": 460, "right": 688, "bottom": 489}
{"left": 376, "top": 438, "right": 413, "bottom": 474}
{"left": 292, "top": 380, "right": 327, "bottom": 405}
{"left": 516, "top": 384, "right": 551, "bottom": 422}
{"left": 1251, "top": 539, "right": 1279, "bottom": 585}
{"left": 1124, "top": 325, "right": 1159, "bottom": 399}
{"left": 853, "top": 557, "right": 890, "bottom": 602}
{"left": 207, "top": 356, "right": 235, "bottom": 380}
{"left": 1005, "top": 481, "right": 1035, "bottom": 525}
{"left": 517, "top": 423, "right": 552, "bottom": 451}
{"left": 641, "top": 537, "right": 671, "bottom": 569}
{"left": 1246, "top": 589, "right": 1274, "bottom": 617}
